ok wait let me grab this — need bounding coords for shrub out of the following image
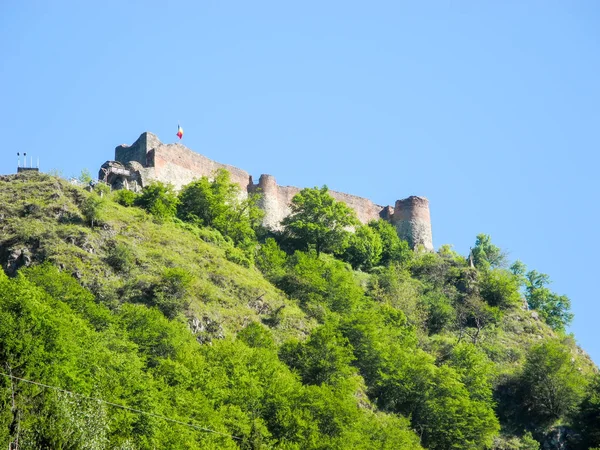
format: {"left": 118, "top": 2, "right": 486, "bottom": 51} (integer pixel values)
{"left": 225, "top": 246, "right": 253, "bottom": 268}
{"left": 105, "top": 242, "right": 136, "bottom": 274}
{"left": 150, "top": 268, "right": 194, "bottom": 319}
{"left": 136, "top": 181, "right": 179, "bottom": 221}
{"left": 113, "top": 189, "right": 138, "bottom": 207}
{"left": 255, "top": 238, "right": 287, "bottom": 280}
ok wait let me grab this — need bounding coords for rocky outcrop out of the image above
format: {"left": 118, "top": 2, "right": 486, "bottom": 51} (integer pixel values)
{"left": 4, "top": 248, "right": 32, "bottom": 276}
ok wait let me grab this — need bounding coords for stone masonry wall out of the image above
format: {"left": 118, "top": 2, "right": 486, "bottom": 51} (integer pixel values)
{"left": 104, "top": 132, "right": 433, "bottom": 250}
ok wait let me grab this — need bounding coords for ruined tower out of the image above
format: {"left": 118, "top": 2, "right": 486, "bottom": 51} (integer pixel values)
{"left": 391, "top": 196, "right": 433, "bottom": 251}
{"left": 257, "top": 174, "right": 281, "bottom": 229}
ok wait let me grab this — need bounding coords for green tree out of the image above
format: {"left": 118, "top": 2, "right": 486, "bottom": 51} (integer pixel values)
{"left": 519, "top": 339, "right": 587, "bottom": 428}
{"left": 80, "top": 194, "right": 106, "bottom": 228}
{"left": 113, "top": 189, "right": 138, "bottom": 207}
{"left": 177, "top": 169, "right": 263, "bottom": 245}
{"left": 150, "top": 268, "right": 194, "bottom": 319}
{"left": 341, "top": 224, "right": 383, "bottom": 270}
{"left": 281, "top": 186, "right": 358, "bottom": 256}
{"left": 479, "top": 268, "right": 523, "bottom": 309}
{"left": 136, "top": 181, "right": 179, "bottom": 221}
{"left": 524, "top": 270, "right": 573, "bottom": 331}
{"left": 278, "top": 251, "right": 365, "bottom": 317}
{"left": 280, "top": 321, "right": 356, "bottom": 386}
{"left": 78, "top": 168, "right": 93, "bottom": 184}
{"left": 423, "top": 292, "right": 455, "bottom": 335}
{"left": 574, "top": 373, "right": 600, "bottom": 449}
{"left": 471, "top": 234, "right": 507, "bottom": 269}
{"left": 238, "top": 322, "right": 276, "bottom": 350}
{"left": 255, "top": 238, "right": 287, "bottom": 281}
{"left": 368, "top": 219, "right": 412, "bottom": 266}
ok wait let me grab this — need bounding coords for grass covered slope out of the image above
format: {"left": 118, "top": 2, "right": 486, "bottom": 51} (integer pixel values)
{"left": 0, "top": 172, "right": 310, "bottom": 344}
{"left": 0, "top": 172, "right": 598, "bottom": 450}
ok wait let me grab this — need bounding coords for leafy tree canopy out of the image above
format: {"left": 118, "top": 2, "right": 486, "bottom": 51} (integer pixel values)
{"left": 136, "top": 181, "right": 179, "bottom": 221}
{"left": 281, "top": 186, "right": 358, "bottom": 256}
{"left": 471, "top": 233, "right": 507, "bottom": 269}
{"left": 177, "top": 168, "right": 263, "bottom": 246}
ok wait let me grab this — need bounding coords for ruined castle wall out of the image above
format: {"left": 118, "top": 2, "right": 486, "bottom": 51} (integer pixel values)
{"left": 256, "top": 175, "right": 384, "bottom": 229}
{"left": 106, "top": 132, "right": 434, "bottom": 250}
{"left": 115, "top": 132, "right": 162, "bottom": 166}
{"left": 328, "top": 191, "right": 384, "bottom": 224}
{"left": 150, "top": 143, "right": 251, "bottom": 194}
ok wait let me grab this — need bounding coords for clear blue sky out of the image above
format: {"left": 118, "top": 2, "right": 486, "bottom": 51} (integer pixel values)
{"left": 1, "top": 1, "right": 599, "bottom": 363}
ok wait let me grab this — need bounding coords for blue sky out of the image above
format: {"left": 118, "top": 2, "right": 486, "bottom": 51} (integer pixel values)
{"left": 1, "top": 1, "right": 599, "bottom": 363}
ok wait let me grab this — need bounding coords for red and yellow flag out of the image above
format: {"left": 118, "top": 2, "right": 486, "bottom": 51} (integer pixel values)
{"left": 176, "top": 124, "right": 184, "bottom": 139}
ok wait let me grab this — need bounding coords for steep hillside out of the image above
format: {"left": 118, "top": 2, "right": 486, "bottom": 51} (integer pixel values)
{"left": 0, "top": 172, "right": 598, "bottom": 450}
{"left": 0, "top": 172, "right": 310, "bottom": 343}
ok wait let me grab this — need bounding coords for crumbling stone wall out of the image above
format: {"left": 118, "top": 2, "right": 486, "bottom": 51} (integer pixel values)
{"left": 101, "top": 132, "right": 434, "bottom": 250}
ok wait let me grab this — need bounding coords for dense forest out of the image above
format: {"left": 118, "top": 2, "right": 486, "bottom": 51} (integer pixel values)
{"left": 0, "top": 171, "right": 598, "bottom": 450}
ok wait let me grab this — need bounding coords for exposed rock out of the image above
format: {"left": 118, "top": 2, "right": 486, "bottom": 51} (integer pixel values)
{"left": 542, "top": 426, "right": 578, "bottom": 450}
{"left": 4, "top": 248, "right": 32, "bottom": 276}
{"left": 531, "top": 311, "right": 540, "bottom": 321}
{"left": 189, "top": 315, "right": 225, "bottom": 344}
{"left": 248, "top": 294, "right": 271, "bottom": 315}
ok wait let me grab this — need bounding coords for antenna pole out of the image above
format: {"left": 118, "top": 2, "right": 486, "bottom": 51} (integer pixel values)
{"left": 17, "top": 153, "right": 20, "bottom": 168}
{"left": 23, "top": 153, "right": 27, "bottom": 168}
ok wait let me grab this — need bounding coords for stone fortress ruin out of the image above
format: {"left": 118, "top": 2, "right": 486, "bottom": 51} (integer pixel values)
{"left": 100, "top": 132, "right": 433, "bottom": 251}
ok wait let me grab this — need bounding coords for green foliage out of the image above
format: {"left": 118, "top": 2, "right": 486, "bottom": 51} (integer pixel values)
{"left": 340, "top": 308, "right": 499, "bottom": 449}
{"left": 78, "top": 168, "right": 93, "bottom": 184}
{"left": 368, "top": 264, "right": 426, "bottom": 329}
{"left": 456, "top": 296, "right": 501, "bottom": 344}
{"left": 368, "top": 219, "right": 413, "bottom": 266}
{"left": 225, "top": 245, "right": 253, "bottom": 268}
{"left": 80, "top": 194, "right": 106, "bottom": 228}
{"left": 447, "top": 343, "right": 495, "bottom": 404}
{"left": 0, "top": 175, "right": 595, "bottom": 449}
{"left": 282, "top": 186, "right": 358, "bottom": 256}
{"left": 255, "top": 238, "right": 287, "bottom": 281}
{"left": 93, "top": 182, "right": 111, "bottom": 197}
{"left": 113, "top": 189, "right": 138, "bottom": 207}
{"left": 574, "top": 374, "right": 600, "bottom": 450}
{"left": 136, "top": 181, "right": 179, "bottom": 221}
{"left": 177, "top": 169, "right": 264, "bottom": 245}
{"left": 423, "top": 292, "right": 455, "bottom": 335}
{"left": 520, "top": 432, "right": 541, "bottom": 450}
{"left": 106, "top": 242, "right": 136, "bottom": 274}
{"left": 237, "top": 322, "right": 276, "bottom": 350}
{"left": 524, "top": 270, "right": 573, "bottom": 331}
{"left": 147, "top": 268, "right": 194, "bottom": 319}
{"left": 471, "top": 233, "right": 507, "bottom": 269}
{"left": 280, "top": 321, "right": 356, "bottom": 386}
{"left": 480, "top": 269, "right": 523, "bottom": 309}
{"left": 278, "top": 251, "right": 366, "bottom": 318}
{"left": 341, "top": 224, "right": 383, "bottom": 270}
{"left": 519, "top": 339, "right": 587, "bottom": 428}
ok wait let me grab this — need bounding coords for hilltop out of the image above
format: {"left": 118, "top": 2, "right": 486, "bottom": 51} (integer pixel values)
{"left": 0, "top": 171, "right": 598, "bottom": 450}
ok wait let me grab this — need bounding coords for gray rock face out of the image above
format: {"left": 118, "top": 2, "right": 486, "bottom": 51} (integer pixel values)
{"left": 5, "top": 248, "right": 32, "bottom": 276}
{"left": 101, "top": 132, "right": 434, "bottom": 251}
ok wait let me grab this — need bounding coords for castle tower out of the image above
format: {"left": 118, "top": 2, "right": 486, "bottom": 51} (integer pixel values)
{"left": 257, "top": 174, "right": 281, "bottom": 229}
{"left": 115, "top": 132, "right": 161, "bottom": 166}
{"left": 392, "top": 196, "right": 433, "bottom": 251}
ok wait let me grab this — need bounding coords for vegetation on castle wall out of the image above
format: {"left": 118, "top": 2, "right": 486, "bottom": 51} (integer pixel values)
{"left": 0, "top": 171, "right": 597, "bottom": 450}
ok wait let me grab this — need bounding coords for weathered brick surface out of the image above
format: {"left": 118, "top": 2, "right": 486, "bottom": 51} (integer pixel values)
{"left": 104, "top": 132, "right": 433, "bottom": 250}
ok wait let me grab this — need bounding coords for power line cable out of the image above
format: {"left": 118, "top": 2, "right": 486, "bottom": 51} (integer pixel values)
{"left": 0, "top": 372, "right": 240, "bottom": 441}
